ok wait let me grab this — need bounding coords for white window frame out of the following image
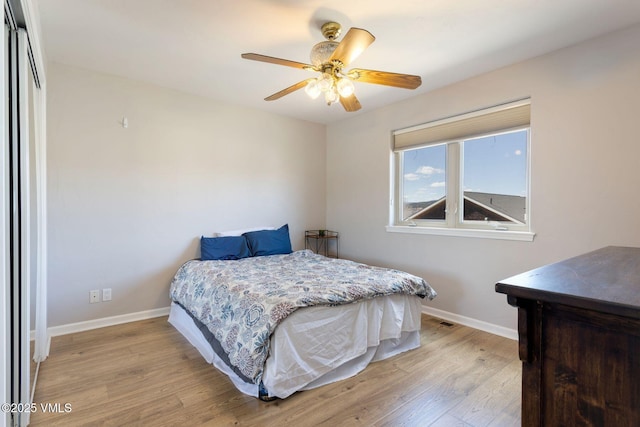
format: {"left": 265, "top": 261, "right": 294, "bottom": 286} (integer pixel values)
{"left": 387, "top": 100, "right": 535, "bottom": 242}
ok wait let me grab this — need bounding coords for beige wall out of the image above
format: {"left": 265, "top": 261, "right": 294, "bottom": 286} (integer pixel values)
{"left": 47, "top": 63, "right": 326, "bottom": 327}
{"left": 326, "top": 24, "right": 640, "bottom": 331}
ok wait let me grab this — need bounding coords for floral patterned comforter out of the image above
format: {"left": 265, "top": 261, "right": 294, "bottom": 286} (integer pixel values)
{"left": 170, "top": 249, "right": 436, "bottom": 384}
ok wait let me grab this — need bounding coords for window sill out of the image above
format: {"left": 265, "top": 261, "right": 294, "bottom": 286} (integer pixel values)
{"left": 385, "top": 225, "right": 535, "bottom": 242}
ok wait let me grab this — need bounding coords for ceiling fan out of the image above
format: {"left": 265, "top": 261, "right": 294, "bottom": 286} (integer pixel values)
{"left": 241, "top": 22, "right": 422, "bottom": 112}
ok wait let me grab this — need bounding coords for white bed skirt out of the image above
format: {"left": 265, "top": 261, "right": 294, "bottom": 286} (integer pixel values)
{"left": 168, "top": 293, "right": 423, "bottom": 399}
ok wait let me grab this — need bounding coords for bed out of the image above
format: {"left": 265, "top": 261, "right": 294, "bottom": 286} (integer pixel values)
{"left": 168, "top": 225, "right": 437, "bottom": 400}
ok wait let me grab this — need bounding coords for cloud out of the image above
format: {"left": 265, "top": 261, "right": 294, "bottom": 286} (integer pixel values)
{"left": 514, "top": 149, "right": 522, "bottom": 156}
{"left": 404, "top": 173, "right": 420, "bottom": 181}
{"left": 430, "top": 181, "right": 446, "bottom": 188}
{"left": 416, "top": 166, "right": 444, "bottom": 176}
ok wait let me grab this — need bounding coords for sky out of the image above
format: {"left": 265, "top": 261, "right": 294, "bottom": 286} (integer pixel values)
{"left": 402, "top": 129, "right": 528, "bottom": 203}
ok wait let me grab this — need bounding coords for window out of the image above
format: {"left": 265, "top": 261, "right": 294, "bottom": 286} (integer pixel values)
{"left": 389, "top": 99, "right": 534, "bottom": 241}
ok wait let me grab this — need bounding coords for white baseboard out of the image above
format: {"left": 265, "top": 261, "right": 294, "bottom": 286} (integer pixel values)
{"left": 45, "top": 306, "right": 171, "bottom": 338}
{"left": 421, "top": 306, "right": 518, "bottom": 341}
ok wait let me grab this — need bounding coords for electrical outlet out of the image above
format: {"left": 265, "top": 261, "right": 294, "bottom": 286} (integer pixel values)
{"left": 90, "top": 290, "right": 100, "bottom": 304}
{"left": 102, "top": 288, "right": 112, "bottom": 302}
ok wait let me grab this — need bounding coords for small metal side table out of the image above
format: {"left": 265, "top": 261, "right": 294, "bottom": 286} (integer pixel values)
{"left": 305, "top": 230, "right": 339, "bottom": 258}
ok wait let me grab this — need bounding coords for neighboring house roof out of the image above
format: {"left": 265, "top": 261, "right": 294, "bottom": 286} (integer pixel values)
{"left": 463, "top": 192, "right": 526, "bottom": 223}
{"left": 406, "top": 197, "right": 446, "bottom": 221}
{"left": 407, "top": 192, "right": 526, "bottom": 224}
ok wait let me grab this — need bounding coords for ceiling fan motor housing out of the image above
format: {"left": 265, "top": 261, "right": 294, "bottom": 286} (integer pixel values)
{"left": 310, "top": 41, "right": 338, "bottom": 67}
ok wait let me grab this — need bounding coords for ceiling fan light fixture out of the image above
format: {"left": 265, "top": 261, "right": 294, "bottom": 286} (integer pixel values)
{"left": 336, "top": 77, "right": 355, "bottom": 97}
{"left": 304, "top": 79, "right": 321, "bottom": 99}
{"left": 317, "top": 73, "right": 334, "bottom": 92}
{"left": 324, "top": 87, "right": 339, "bottom": 105}
{"left": 310, "top": 41, "right": 338, "bottom": 67}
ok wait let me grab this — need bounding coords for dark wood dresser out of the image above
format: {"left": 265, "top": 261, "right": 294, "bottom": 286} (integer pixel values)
{"left": 495, "top": 246, "right": 640, "bottom": 426}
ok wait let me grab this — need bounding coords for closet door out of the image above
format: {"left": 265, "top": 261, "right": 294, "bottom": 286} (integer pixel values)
{"left": 4, "top": 21, "right": 31, "bottom": 427}
{"left": 3, "top": 1, "right": 46, "bottom": 425}
{"left": 2, "top": 18, "right": 10, "bottom": 427}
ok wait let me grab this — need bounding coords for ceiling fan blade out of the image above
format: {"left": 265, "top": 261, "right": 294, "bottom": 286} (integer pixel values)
{"left": 348, "top": 68, "right": 422, "bottom": 89}
{"left": 340, "top": 94, "right": 362, "bottom": 112}
{"left": 329, "top": 28, "right": 375, "bottom": 67}
{"left": 264, "top": 79, "right": 313, "bottom": 101}
{"left": 241, "top": 53, "right": 314, "bottom": 70}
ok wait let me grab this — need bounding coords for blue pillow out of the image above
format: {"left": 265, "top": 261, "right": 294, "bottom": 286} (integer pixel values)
{"left": 200, "top": 236, "right": 251, "bottom": 260}
{"left": 243, "top": 224, "right": 292, "bottom": 257}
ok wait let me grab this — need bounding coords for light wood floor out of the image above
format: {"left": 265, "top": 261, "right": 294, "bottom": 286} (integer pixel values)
{"left": 30, "top": 315, "right": 521, "bottom": 426}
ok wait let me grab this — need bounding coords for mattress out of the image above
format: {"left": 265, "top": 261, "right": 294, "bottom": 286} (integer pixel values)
{"left": 169, "top": 291, "right": 423, "bottom": 399}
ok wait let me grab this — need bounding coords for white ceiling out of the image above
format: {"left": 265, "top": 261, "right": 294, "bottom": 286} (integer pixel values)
{"left": 35, "top": 0, "right": 640, "bottom": 124}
